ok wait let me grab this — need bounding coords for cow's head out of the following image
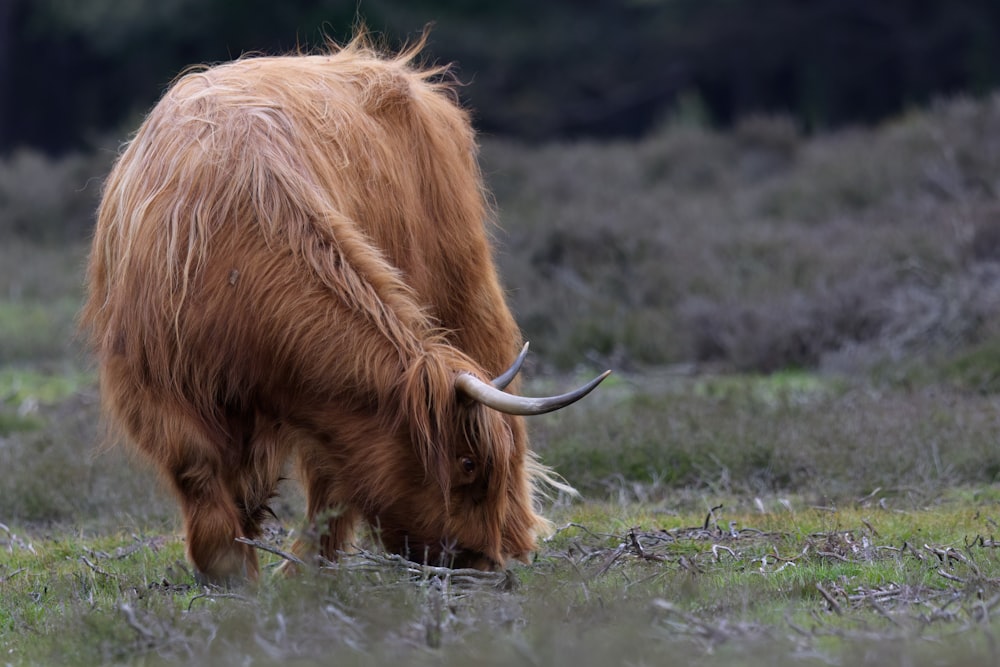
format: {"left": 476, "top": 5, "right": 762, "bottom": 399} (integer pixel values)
{"left": 368, "top": 343, "right": 609, "bottom": 570}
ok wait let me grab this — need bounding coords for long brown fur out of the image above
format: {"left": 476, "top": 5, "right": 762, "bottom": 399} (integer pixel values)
{"left": 81, "top": 35, "right": 560, "bottom": 583}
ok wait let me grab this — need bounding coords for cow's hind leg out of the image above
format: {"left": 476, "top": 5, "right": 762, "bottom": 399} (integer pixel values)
{"left": 287, "top": 438, "right": 359, "bottom": 568}
{"left": 231, "top": 420, "right": 287, "bottom": 554}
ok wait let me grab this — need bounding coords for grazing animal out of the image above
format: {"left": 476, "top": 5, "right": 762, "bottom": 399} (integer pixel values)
{"left": 81, "top": 36, "right": 609, "bottom": 583}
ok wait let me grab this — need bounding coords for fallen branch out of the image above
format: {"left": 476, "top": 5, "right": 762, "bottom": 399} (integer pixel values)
{"left": 544, "top": 522, "right": 618, "bottom": 543}
{"left": 936, "top": 568, "right": 967, "bottom": 584}
{"left": 591, "top": 543, "right": 628, "bottom": 578}
{"left": 711, "top": 544, "right": 736, "bottom": 561}
{"left": 120, "top": 603, "right": 154, "bottom": 641}
{"left": 817, "top": 551, "right": 851, "bottom": 563}
{"left": 81, "top": 555, "right": 117, "bottom": 579}
{"left": 703, "top": 504, "right": 724, "bottom": 531}
{"left": 0, "top": 567, "right": 25, "bottom": 584}
{"left": 847, "top": 587, "right": 903, "bottom": 603}
{"left": 235, "top": 537, "right": 305, "bottom": 565}
{"left": 627, "top": 528, "right": 669, "bottom": 563}
{"left": 866, "top": 594, "right": 903, "bottom": 627}
{"left": 323, "top": 549, "right": 511, "bottom": 588}
{"left": 187, "top": 591, "right": 252, "bottom": 611}
{"left": 815, "top": 583, "right": 843, "bottom": 616}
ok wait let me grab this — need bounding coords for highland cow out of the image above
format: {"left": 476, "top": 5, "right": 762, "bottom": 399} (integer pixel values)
{"left": 81, "top": 36, "right": 609, "bottom": 583}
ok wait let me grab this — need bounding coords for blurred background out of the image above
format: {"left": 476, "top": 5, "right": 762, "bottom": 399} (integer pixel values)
{"left": 4, "top": 0, "right": 1000, "bottom": 369}
{"left": 5, "top": 0, "right": 1000, "bottom": 153}
{"left": 5, "top": 1, "right": 1000, "bottom": 518}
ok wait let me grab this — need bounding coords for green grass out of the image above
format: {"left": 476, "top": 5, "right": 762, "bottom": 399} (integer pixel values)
{"left": 0, "top": 365, "right": 94, "bottom": 434}
{"left": 4, "top": 365, "right": 1000, "bottom": 664}
{"left": 5, "top": 498, "right": 1000, "bottom": 666}
{"left": 0, "top": 366, "right": 94, "bottom": 404}
{"left": 0, "top": 298, "right": 82, "bottom": 364}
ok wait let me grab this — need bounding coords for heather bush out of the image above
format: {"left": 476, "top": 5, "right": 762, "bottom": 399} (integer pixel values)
{"left": 485, "top": 93, "right": 1000, "bottom": 372}
{"left": 0, "top": 149, "right": 111, "bottom": 242}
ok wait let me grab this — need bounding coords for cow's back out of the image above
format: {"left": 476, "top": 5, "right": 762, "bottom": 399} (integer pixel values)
{"left": 83, "top": 44, "right": 523, "bottom": 430}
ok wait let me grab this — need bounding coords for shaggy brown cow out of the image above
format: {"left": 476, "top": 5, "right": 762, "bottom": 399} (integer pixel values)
{"left": 81, "top": 36, "right": 609, "bottom": 583}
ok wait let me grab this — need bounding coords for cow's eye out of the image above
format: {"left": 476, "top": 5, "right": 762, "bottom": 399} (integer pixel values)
{"left": 460, "top": 456, "right": 476, "bottom": 474}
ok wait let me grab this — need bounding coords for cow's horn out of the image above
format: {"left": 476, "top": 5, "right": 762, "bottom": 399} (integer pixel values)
{"left": 491, "top": 342, "right": 530, "bottom": 390}
{"left": 456, "top": 368, "right": 612, "bottom": 416}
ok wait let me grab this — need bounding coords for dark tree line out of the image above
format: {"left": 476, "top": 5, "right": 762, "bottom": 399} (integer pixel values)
{"left": 3, "top": 0, "right": 1000, "bottom": 155}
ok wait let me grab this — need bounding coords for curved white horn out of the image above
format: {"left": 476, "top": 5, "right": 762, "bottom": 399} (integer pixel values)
{"left": 492, "top": 342, "right": 530, "bottom": 390}
{"left": 456, "top": 369, "right": 612, "bottom": 416}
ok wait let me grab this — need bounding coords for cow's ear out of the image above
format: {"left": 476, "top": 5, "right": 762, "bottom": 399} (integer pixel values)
{"left": 401, "top": 352, "right": 456, "bottom": 496}
{"left": 465, "top": 403, "right": 513, "bottom": 479}
{"left": 407, "top": 409, "right": 451, "bottom": 496}
{"left": 426, "top": 436, "right": 452, "bottom": 497}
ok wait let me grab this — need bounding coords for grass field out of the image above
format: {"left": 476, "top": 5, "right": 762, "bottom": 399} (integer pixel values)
{"left": 4, "top": 94, "right": 1000, "bottom": 665}
{"left": 4, "top": 368, "right": 1000, "bottom": 666}
{"left": 5, "top": 488, "right": 1000, "bottom": 665}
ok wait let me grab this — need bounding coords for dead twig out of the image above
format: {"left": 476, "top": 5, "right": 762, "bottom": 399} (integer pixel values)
{"left": 902, "top": 541, "right": 926, "bottom": 562}
{"left": 0, "top": 567, "right": 25, "bottom": 584}
{"left": 544, "top": 523, "right": 618, "bottom": 543}
{"left": 923, "top": 544, "right": 964, "bottom": 565}
{"left": 711, "top": 544, "right": 737, "bottom": 561}
{"left": 0, "top": 523, "right": 36, "bottom": 555}
{"left": 815, "top": 583, "right": 843, "bottom": 616}
{"left": 936, "top": 568, "right": 967, "bottom": 584}
{"left": 120, "top": 603, "right": 154, "bottom": 641}
{"left": 651, "top": 598, "right": 767, "bottom": 647}
{"left": 591, "top": 543, "right": 628, "bottom": 578}
{"left": 81, "top": 555, "right": 118, "bottom": 579}
{"left": 784, "top": 612, "right": 814, "bottom": 638}
{"left": 703, "top": 504, "right": 724, "bottom": 531}
{"left": 115, "top": 536, "right": 168, "bottom": 560}
{"left": 970, "top": 593, "right": 1000, "bottom": 624}
{"left": 817, "top": 551, "right": 851, "bottom": 563}
{"left": 676, "top": 555, "right": 700, "bottom": 573}
{"left": 770, "top": 545, "right": 804, "bottom": 563}
{"left": 235, "top": 537, "right": 305, "bottom": 565}
{"left": 866, "top": 594, "right": 904, "bottom": 627}
{"left": 627, "top": 528, "right": 645, "bottom": 559}
{"left": 857, "top": 488, "right": 883, "bottom": 507}
{"left": 324, "top": 549, "right": 511, "bottom": 588}
{"left": 187, "top": 591, "right": 252, "bottom": 611}
{"left": 626, "top": 528, "right": 669, "bottom": 563}
{"left": 847, "top": 587, "right": 903, "bottom": 603}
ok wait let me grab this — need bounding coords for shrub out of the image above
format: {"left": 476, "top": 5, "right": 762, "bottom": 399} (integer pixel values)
{"left": 484, "top": 93, "right": 1000, "bottom": 372}
{"left": 0, "top": 149, "right": 111, "bottom": 243}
